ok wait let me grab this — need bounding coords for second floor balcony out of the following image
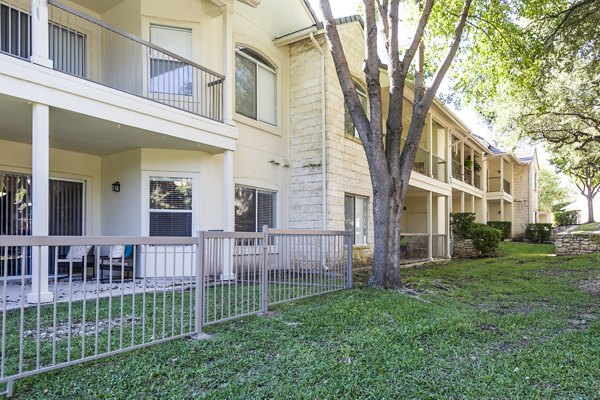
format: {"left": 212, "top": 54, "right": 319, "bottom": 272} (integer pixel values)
{"left": 0, "top": 0, "right": 224, "bottom": 122}
{"left": 402, "top": 139, "right": 447, "bottom": 183}
{"left": 487, "top": 177, "right": 511, "bottom": 195}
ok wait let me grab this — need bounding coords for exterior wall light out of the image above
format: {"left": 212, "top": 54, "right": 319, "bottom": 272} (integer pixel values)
{"left": 112, "top": 181, "right": 121, "bottom": 193}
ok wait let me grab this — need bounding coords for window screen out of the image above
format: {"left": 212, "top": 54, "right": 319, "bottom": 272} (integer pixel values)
{"left": 344, "top": 194, "right": 368, "bottom": 244}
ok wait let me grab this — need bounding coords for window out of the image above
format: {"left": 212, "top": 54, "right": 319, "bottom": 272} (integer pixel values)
{"left": 235, "top": 185, "right": 276, "bottom": 232}
{"left": 235, "top": 47, "right": 277, "bottom": 126}
{"left": 345, "top": 194, "right": 368, "bottom": 245}
{"left": 149, "top": 177, "right": 192, "bottom": 237}
{"left": 344, "top": 82, "right": 368, "bottom": 138}
{"left": 149, "top": 25, "right": 193, "bottom": 95}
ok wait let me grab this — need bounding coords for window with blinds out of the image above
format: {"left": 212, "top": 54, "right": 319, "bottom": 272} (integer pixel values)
{"left": 344, "top": 194, "right": 368, "bottom": 245}
{"left": 234, "top": 185, "right": 276, "bottom": 232}
{"left": 149, "top": 177, "right": 192, "bottom": 237}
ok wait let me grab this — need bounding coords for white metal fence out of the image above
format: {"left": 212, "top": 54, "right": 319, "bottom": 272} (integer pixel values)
{"left": 0, "top": 228, "right": 353, "bottom": 397}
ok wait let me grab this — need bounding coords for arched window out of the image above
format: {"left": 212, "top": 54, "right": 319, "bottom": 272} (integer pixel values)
{"left": 235, "top": 46, "right": 277, "bottom": 126}
{"left": 344, "top": 82, "right": 368, "bottom": 138}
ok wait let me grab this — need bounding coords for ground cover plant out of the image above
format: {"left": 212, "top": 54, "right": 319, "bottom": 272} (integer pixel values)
{"left": 572, "top": 222, "right": 600, "bottom": 233}
{"left": 10, "top": 242, "right": 600, "bottom": 398}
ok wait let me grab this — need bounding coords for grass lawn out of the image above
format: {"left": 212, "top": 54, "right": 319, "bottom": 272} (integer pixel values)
{"left": 11, "top": 242, "right": 600, "bottom": 398}
{"left": 572, "top": 222, "right": 600, "bottom": 232}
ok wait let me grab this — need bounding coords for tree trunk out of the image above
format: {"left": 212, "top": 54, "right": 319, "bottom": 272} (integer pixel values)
{"left": 368, "top": 176, "right": 402, "bottom": 288}
{"left": 586, "top": 194, "right": 595, "bottom": 222}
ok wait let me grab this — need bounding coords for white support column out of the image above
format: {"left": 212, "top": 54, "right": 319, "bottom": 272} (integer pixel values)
{"left": 446, "top": 129, "right": 452, "bottom": 183}
{"left": 427, "top": 192, "right": 432, "bottom": 260}
{"left": 500, "top": 198, "right": 505, "bottom": 221}
{"left": 500, "top": 158, "right": 504, "bottom": 192}
{"left": 460, "top": 192, "right": 465, "bottom": 213}
{"left": 470, "top": 147, "right": 475, "bottom": 186}
{"left": 28, "top": 103, "right": 53, "bottom": 304}
{"left": 30, "top": 0, "right": 53, "bottom": 68}
{"left": 446, "top": 195, "right": 451, "bottom": 258}
{"left": 221, "top": 6, "right": 234, "bottom": 125}
{"left": 482, "top": 153, "right": 488, "bottom": 222}
{"left": 427, "top": 113, "right": 433, "bottom": 177}
{"left": 460, "top": 141, "right": 465, "bottom": 181}
{"left": 221, "top": 150, "right": 235, "bottom": 280}
{"left": 471, "top": 195, "right": 475, "bottom": 213}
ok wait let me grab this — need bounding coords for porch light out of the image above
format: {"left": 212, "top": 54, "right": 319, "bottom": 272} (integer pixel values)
{"left": 112, "top": 181, "right": 121, "bottom": 193}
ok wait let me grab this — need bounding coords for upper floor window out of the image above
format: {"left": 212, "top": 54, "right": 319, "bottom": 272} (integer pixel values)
{"left": 149, "top": 25, "right": 193, "bottom": 96}
{"left": 344, "top": 82, "right": 368, "bottom": 138}
{"left": 235, "top": 46, "right": 277, "bottom": 126}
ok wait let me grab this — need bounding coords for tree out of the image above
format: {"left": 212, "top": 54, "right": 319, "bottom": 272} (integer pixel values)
{"left": 537, "top": 167, "right": 572, "bottom": 213}
{"left": 317, "top": 0, "right": 474, "bottom": 288}
{"left": 550, "top": 148, "right": 600, "bottom": 223}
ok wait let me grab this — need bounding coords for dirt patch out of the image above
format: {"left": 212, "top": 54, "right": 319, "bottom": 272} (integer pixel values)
{"left": 577, "top": 275, "right": 600, "bottom": 295}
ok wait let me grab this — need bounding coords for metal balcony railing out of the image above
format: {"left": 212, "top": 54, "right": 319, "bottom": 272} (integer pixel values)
{"left": 503, "top": 179, "right": 511, "bottom": 194}
{"left": 432, "top": 154, "right": 447, "bottom": 182}
{"left": 487, "top": 177, "right": 511, "bottom": 194}
{"left": 464, "top": 167, "right": 473, "bottom": 185}
{"left": 0, "top": 0, "right": 224, "bottom": 121}
{"left": 451, "top": 160, "right": 462, "bottom": 182}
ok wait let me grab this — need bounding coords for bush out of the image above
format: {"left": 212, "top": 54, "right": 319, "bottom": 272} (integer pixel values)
{"left": 525, "top": 223, "right": 553, "bottom": 243}
{"left": 472, "top": 225, "right": 501, "bottom": 254}
{"left": 487, "top": 221, "right": 512, "bottom": 240}
{"left": 554, "top": 210, "right": 580, "bottom": 226}
{"left": 450, "top": 212, "right": 476, "bottom": 239}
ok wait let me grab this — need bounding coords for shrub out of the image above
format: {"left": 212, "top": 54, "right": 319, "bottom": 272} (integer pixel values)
{"left": 450, "top": 212, "right": 476, "bottom": 239}
{"left": 472, "top": 225, "right": 501, "bottom": 254}
{"left": 525, "top": 223, "right": 553, "bottom": 243}
{"left": 487, "top": 221, "right": 512, "bottom": 240}
{"left": 554, "top": 210, "right": 580, "bottom": 226}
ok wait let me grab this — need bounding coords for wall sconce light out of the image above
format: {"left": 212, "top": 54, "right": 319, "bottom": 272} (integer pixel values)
{"left": 112, "top": 181, "right": 121, "bottom": 193}
{"left": 498, "top": 211, "right": 502, "bottom": 214}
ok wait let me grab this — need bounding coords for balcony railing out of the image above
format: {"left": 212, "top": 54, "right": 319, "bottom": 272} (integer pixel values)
{"left": 432, "top": 154, "right": 447, "bottom": 182}
{"left": 487, "top": 177, "right": 511, "bottom": 194}
{"left": 451, "top": 160, "right": 462, "bottom": 182}
{"left": 0, "top": 0, "right": 224, "bottom": 121}
{"left": 474, "top": 173, "right": 481, "bottom": 189}
{"left": 399, "top": 234, "right": 447, "bottom": 260}
{"left": 464, "top": 167, "right": 473, "bottom": 185}
{"left": 503, "top": 179, "right": 511, "bottom": 194}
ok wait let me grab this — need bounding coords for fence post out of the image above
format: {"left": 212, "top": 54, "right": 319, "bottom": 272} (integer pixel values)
{"left": 194, "top": 231, "right": 211, "bottom": 340}
{"left": 261, "top": 225, "right": 269, "bottom": 314}
{"left": 347, "top": 230, "right": 353, "bottom": 288}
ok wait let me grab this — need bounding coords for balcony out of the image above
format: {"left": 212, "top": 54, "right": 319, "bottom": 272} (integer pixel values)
{"left": 401, "top": 139, "right": 446, "bottom": 183}
{"left": 487, "top": 177, "right": 511, "bottom": 195}
{"left": 0, "top": 0, "right": 224, "bottom": 122}
{"left": 451, "top": 160, "right": 462, "bottom": 182}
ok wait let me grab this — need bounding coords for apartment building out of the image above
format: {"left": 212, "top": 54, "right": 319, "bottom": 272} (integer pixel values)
{"left": 0, "top": 0, "right": 538, "bottom": 298}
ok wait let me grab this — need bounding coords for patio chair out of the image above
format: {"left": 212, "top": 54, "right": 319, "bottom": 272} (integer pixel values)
{"left": 56, "top": 245, "right": 94, "bottom": 280}
{"left": 99, "top": 245, "right": 135, "bottom": 283}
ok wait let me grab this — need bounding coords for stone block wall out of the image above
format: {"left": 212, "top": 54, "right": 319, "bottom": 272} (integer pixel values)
{"left": 288, "top": 22, "right": 375, "bottom": 243}
{"left": 323, "top": 24, "right": 375, "bottom": 243}
{"left": 512, "top": 164, "right": 531, "bottom": 239}
{"left": 288, "top": 39, "right": 326, "bottom": 229}
{"left": 555, "top": 233, "right": 600, "bottom": 255}
{"left": 452, "top": 239, "right": 480, "bottom": 258}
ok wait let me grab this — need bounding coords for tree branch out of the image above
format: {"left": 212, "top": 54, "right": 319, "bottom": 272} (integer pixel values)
{"left": 401, "top": 0, "right": 434, "bottom": 77}
{"left": 422, "top": 0, "right": 473, "bottom": 109}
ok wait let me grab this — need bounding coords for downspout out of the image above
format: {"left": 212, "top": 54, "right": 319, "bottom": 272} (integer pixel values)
{"left": 309, "top": 32, "right": 327, "bottom": 230}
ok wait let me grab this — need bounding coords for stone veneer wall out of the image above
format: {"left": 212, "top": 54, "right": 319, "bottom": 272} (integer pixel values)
{"left": 452, "top": 239, "right": 480, "bottom": 258}
{"left": 288, "top": 23, "right": 375, "bottom": 243}
{"left": 323, "top": 24, "right": 374, "bottom": 242}
{"left": 555, "top": 233, "right": 600, "bottom": 256}
{"left": 512, "top": 164, "right": 533, "bottom": 239}
{"left": 288, "top": 38, "right": 326, "bottom": 229}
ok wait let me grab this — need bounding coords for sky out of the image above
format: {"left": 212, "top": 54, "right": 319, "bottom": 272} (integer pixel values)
{"left": 307, "top": 0, "right": 599, "bottom": 221}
